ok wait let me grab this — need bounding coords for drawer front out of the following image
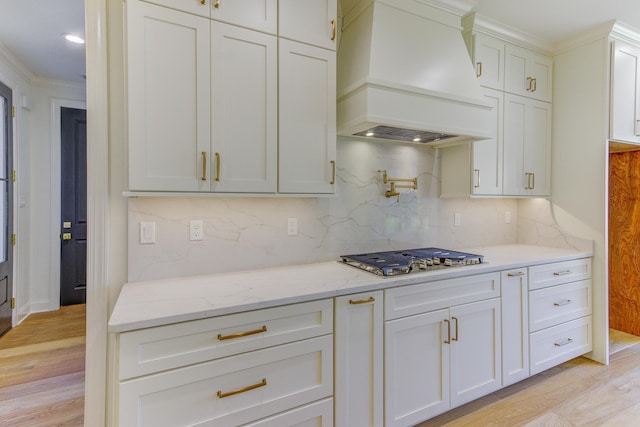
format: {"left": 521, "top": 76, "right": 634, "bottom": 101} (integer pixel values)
{"left": 118, "top": 335, "right": 333, "bottom": 427}
{"left": 529, "top": 258, "right": 591, "bottom": 290}
{"left": 530, "top": 316, "right": 592, "bottom": 375}
{"left": 119, "top": 299, "right": 332, "bottom": 380}
{"left": 529, "top": 280, "right": 592, "bottom": 332}
{"left": 385, "top": 273, "right": 500, "bottom": 320}
{"left": 242, "top": 398, "right": 333, "bottom": 427}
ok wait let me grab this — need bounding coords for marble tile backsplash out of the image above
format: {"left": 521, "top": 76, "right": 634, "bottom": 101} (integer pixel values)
{"left": 129, "top": 139, "right": 526, "bottom": 281}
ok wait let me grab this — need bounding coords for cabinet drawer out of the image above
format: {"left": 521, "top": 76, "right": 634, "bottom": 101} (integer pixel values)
{"left": 118, "top": 335, "right": 333, "bottom": 427}
{"left": 242, "top": 398, "right": 333, "bottom": 426}
{"left": 118, "top": 299, "right": 332, "bottom": 380}
{"left": 529, "top": 280, "right": 592, "bottom": 332}
{"left": 529, "top": 258, "right": 591, "bottom": 290}
{"left": 530, "top": 316, "right": 592, "bottom": 375}
{"left": 385, "top": 273, "right": 500, "bottom": 320}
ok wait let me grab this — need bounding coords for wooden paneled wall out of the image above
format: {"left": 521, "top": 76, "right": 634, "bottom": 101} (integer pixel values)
{"left": 609, "top": 150, "right": 640, "bottom": 335}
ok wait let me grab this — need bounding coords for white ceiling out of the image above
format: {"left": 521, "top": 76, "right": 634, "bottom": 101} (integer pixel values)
{"left": 0, "top": 0, "right": 640, "bottom": 84}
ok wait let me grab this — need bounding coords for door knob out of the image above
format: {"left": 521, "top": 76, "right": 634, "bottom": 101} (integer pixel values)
{"left": 62, "top": 233, "right": 72, "bottom": 241}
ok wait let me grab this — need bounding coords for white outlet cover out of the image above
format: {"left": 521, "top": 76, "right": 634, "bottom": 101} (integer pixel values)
{"left": 190, "top": 220, "right": 204, "bottom": 241}
{"left": 140, "top": 222, "right": 156, "bottom": 244}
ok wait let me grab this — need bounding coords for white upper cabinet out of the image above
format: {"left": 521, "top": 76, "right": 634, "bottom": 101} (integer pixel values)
{"left": 209, "top": 0, "right": 277, "bottom": 34}
{"left": 211, "top": 23, "right": 277, "bottom": 193}
{"left": 126, "top": 0, "right": 336, "bottom": 195}
{"left": 127, "top": 1, "right": 211, "bottom": 192}
{"left": 279, "top": 0, "right": 338, "bottom": 50}
{"left": 610, "top": 40, "right": 640, "bottom": 144}
{"left": 503, "top": 94, "right": 551, "bottom": 196}
{"left": 279, "top": 39, "right": 336, "bottom": 194}
{"left": 470, "top": 33, "right": 505, "bottom": 91}
{"left": 505, "top": 44, "right": 553, "bottom": 102}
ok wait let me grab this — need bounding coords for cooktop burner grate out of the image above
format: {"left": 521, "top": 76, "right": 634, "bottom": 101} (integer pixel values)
{"left": 339, "top": 247, "right": 484, "bottom": 276}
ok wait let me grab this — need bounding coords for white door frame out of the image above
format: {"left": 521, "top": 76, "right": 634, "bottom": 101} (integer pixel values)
{"left": 49, "top": 98, "right": 86, "bottom": 311}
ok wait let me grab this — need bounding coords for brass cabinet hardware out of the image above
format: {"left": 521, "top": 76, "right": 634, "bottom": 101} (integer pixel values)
{"left": 214, "top": 0, "right": 220, "bottom": 8}
{"left": 451, "top": 316, "right": 459, "bottom": 341}
{"left": 474, "top": 169, "right": 480, "bottom": 188}
{"left": 200, "top": 0, "right": 206, "bottom": 4}
{"left": 349, "top": 296, "right": 375, "bottom": 305}
{"left": 61, "top": 233, "right": 72, "bottom": 241}
{"left": 330, "top": 160, "right": 336, "bottom": 184}
{"left": 507, "top": 271, "right": 525, "bottom": 277}
{"left": 201, "top": 151, "right": 207, "bottom": 181}
{"left": 530, "top": 173, "right": 535, "bottom": 189}
{"left": 217, "top": 325, "right": 267, "bottom": 341}
{"left": 217, "top": 378, "right": 267, "bottom": 398}
{"left": 525, "top": 172, "right": 535, "bottom": 190}
{"left": 553, "top": 299, "right": 573, "bottom": 307}
{"left": 553, "top": 270, "right": 571, "bottom": 276}
{"left": 331, "top": 19, "right": 336, "bottom": 41}
{"left": 531, "top": 78, "right": 537, "bottom": 92}
{"left": 554, "top": 338, "right": 573, "bottom": 347}
{"left": 215, "top": 152, "right": 221, "bottom": 181}
{"left": 444, "top": 319, "right": 451, "bottom": 344}
{"left": 526, "top": 76, "right": 533, "bottom": 91}
{"left": 476, "top": 61, "right": 482, "bottom": 78}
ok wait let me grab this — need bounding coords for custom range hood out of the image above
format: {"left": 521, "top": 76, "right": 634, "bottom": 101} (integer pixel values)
{"left": 337, "top": 0, "right": 492, "bottom": 145}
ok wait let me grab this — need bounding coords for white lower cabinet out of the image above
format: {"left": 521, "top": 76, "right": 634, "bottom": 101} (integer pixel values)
{"left": 116, "top": 300, "right": 333, "bottom": 427}
{"left": 334, "top": 291, "right": 383, "bottom": 427}
{"left": 384, "top": 274, "right": 502, "bottom": 426}
{"left": 501, "top": 269, "right": 529, "bottom": 386}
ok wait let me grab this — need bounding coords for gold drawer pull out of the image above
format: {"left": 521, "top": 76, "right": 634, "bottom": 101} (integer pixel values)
{"left": 451, "top": 316, "right": 459, "bottom": 342}
{"left": 349, "top": 296, "right": 375, "bottom": 305}
{"left": 201, "top": 151, "right": 207, "bottom": 181}
{"left": 474, "top": 169, "right": 480, "bottom": 188}
{"left": 553, "top": 270, "right": 571, "bottom": 276}
{"left": 554, "top": 338, "right": 573, "bottom": 347}
{"left": 214, "top": 0, "right": 220, "bottom": 8}
{"left": 215, "top": 152, "right": 221, "bottom": 181}
{"left": 507, "top": 271, "right": 525, "bottom": 277}
{"left": 330, "top": 160, "right": 336, "bottom": 185}
{"left": 217, "top": 378, "right": 266, "bottom": 398}
{"left": 444, "top": 319, "right": 451, "bottom": 344}
{"left": 476, "top": 61, "right": 482, "bottom": 78}
{"left": 554, "top": 299, "right": 572, "bottom": 307}
{"left": 331, "top": 19, "right": 337, "bottom": 41}
{"left": 217, "top": 325, "right": 267, "bottom": 341}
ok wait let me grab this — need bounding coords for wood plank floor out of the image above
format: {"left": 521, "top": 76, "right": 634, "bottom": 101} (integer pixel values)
{"left": 417, "top": 329, "right": 640, "bottom": 427}
{"left": 0, "top": 304, "right": 86, "bottom": 426}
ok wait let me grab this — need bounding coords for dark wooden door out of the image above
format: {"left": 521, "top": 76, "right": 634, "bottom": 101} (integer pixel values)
{"left": 60, "top": 107, "right": 87, "bottom": 306}
{"left": 0, "top": 81, "right": 13, "bottom": 336}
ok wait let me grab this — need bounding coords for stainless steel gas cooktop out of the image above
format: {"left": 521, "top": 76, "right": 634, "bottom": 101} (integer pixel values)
{"left": 339, "top": 247, "right": 484, "bottom": 276}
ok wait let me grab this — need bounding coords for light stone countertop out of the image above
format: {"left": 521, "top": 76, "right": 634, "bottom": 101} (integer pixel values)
{"left": 108, "top": 244, "right": 592, "bottom": 333}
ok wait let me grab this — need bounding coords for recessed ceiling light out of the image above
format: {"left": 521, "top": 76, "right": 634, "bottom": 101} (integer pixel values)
{"left": 365, "top": 131, "right": 374, "bottom": 137}
{"left": 64, "top": 34, "right": 85, "bottom": 44}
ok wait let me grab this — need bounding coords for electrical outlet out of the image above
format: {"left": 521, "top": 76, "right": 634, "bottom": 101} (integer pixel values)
{"left": 287, "top": 218, "right": 298, "bottom": 236}
{"left": 190, "top": 220, "right": 204, "bottom": 241}
{"left": 454, "top": 212, "right": 461, "bottom": 227}
{"left": 140, "top": 222, "right": 156, "bottom": 244}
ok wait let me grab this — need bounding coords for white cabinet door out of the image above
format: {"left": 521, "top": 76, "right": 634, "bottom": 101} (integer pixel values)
{"left": 505, "top": 44, "right": 552, "bottom": 102}
{"left": 472, "top": 87, "right": 504, "bottom": 195}
{"left": 503, "top": 94, "right": 551, "bottom": 196}
{"left": 335, "top": 291, "right": 383, "bottom": 427}
{"left": 449, "top": 298, "right": 501, "bottom": 408}
{"left": 473, "top": 33, "right": 505, "bottom": 91}
{"left": 279, "top": 39, "right": 336, "bottom": 194}
{"left": 127, "top": 1, "right": 211, "bottom": 192}
{"left": 211, "top": 22, "right": 277, "bottom": 193}
{"left": 610, "top": 41, "right": 640, "bottom": 144}
{"left": 501, "top": 269, "right": 529, "bottom": 386}
{"left": 279, "top": 0, "right": 337, "bottom": 50}
{"left": 209, "top": 0, "right": 277, "bottom": 34}
{"left": 385, "top": 309, "right": 450, "bottom": 427}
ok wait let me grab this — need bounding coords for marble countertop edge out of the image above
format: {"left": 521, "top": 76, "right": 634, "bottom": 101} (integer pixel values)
{"left": 108, "top": 244, "right": 592, "bottom": 333}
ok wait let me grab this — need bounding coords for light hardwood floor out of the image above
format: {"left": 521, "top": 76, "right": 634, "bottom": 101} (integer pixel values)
{"left": 0, "top": 304, "right": 85, "bottom": 426}
{"left": 418, "top": 329, "right": 640, "bottom": 427}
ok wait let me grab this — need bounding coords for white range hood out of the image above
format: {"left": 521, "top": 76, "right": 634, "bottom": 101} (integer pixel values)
{"left": 337, "top": 0, "right": 492, "bottom": 145}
